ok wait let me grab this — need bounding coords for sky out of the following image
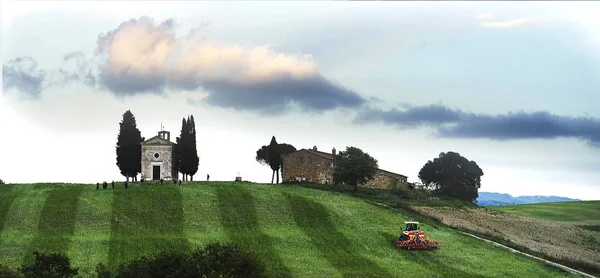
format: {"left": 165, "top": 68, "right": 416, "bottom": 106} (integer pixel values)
{"left": 2, "top": 1, "right": 600, "bottom": 200}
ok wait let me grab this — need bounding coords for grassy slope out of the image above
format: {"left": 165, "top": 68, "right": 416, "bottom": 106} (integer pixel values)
{"left": 0, "top": 182, "right": 574, "bottom": 277}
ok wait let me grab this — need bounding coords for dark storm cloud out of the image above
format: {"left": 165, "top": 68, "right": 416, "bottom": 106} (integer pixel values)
{"left": 355, "top": 104, "right": 600, "bottom": 146}
{"left": 354, "top": 104, "right": 463, "bottom": 127}
{"left": 438, "top": 111, "right": 600, "bottom": 145}
{"left": 2, "top": 57, "right": 46, "bottom": 98}
{"left": 191, "top": 74, "right": 366, "bottom": 114}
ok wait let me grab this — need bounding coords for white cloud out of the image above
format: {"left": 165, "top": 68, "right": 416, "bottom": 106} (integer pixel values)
{"left": 95, "top": 16, "right": 320, "bottom": 91}
{"left": 480, "top": 17, "right": 550, "bottom": 28}
{"left": 98, "top": 17, "right": 177, "bottom": 82}
{"left": 175, "top": 42, "right": 318, "bottom": 85}
{"left": 475, "top": 13, "right": 496, "bottom": 20}
{"left": 475, "top": 12, "right": 554, "bottom": 29}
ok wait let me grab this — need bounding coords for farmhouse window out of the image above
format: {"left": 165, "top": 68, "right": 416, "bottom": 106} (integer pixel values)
{"left": 299, "top": 157, "right": 304, "bottom": 164}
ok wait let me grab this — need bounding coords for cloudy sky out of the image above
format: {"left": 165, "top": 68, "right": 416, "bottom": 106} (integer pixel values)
{"left": 2, "top": 1, "right": 600, "bottom": 200}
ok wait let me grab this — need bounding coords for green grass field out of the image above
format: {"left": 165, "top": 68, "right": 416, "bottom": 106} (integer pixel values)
{"left": 0, "top": 182, "right": 575, "bottom": 277}
{"left": 488, "top": 201, "right": 600, "bottom": 232}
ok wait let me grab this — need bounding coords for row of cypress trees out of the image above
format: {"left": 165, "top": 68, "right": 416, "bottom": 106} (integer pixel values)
{"left": 115, "top": 110, "right": 199, "bottom": 181}
{"left": 176, "top": 115, "right": 199, "bottom": 181}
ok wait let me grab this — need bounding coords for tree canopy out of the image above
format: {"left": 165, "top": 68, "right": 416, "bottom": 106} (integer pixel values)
{"left": 255, "top": 138, "right": 296, "bottom": 184}
{"left": 333, "top": 146, "right": 378, "bottom": 191}
{"left": 177, "top": 115, "right": 200, "bottom": 181}
{"left": 418, "top": 151, "right": 484, "bottom": 202}
{"left": 116, "top": 110, "right": 144, "bottom": 182}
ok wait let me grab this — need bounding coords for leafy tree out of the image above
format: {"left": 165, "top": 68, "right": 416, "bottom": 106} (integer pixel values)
{"left": 256, "top": 139, "right": 296, "bottom": 184}
{"left": 255, "top": 145, "right": 271, "bottom": 167}
{"left": 418, "top": 151, "right": 484, "bottom": 202}
{"left": 0, "top": 179, "right": 5, "bottom": 185}
{"left": 333, "top": 146, "right": 378, "bottom": 191}
{"left": 116, "top": 110, "right": 144, "bottom": 182}
{"left": 177, "top": 115, "right": 199, "bottom": 181}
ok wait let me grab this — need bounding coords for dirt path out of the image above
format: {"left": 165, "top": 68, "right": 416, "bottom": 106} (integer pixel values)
{"left": 447, "top": 227, "right": 597, "bottom": 278}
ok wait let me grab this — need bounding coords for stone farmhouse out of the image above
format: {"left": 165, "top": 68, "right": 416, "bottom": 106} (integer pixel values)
{"left": 140, "top": 130, "right": 178, "bottom": 181}
{"left": 281, "top": 146, "right": 408, "bottom": 189}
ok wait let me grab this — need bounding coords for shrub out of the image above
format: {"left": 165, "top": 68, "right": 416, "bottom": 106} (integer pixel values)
{"left": 20, "top": 252, "right": 78, "bottom": 278}
{"left": 95, "top": 263, "right": 111, "bottom": 278}
{"left": 116, "top": 251, "right": 191, "bottom": 278}
{"left": 193, "top": 242, "right": 266, "bottom": 278}
{"left": 0, "top": 264, "right": 23, "bottom": 278}
{"left": 111, "top": 243, "right": 265, "bottom": 278}
{"left": 392, "top": 186, "right": 411, "bottom": 199}
{"left": 387, "top": 177, "right": 399, "bottom": 190}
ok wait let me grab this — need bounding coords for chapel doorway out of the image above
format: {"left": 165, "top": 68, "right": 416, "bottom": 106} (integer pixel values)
{"left": 152, "top": 166, "right": 161, "bottom": 180}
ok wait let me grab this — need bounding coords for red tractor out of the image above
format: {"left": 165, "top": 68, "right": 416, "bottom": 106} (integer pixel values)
{"left": 396, "top": 221, "right": 440, "bottom": 250}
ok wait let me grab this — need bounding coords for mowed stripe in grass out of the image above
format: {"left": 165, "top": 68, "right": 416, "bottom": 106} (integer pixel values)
{"left": 0, "top": 184, "right": 21, "bottom": 267}
{"left": 0, "top": 186, "right": 47, "bottom": 268}
{"left": 0, "top": 185, "right": 17, "bottom": 232}
{"left": 23, "top": 185, "right": 83, "bottom": 264}
{"left": 287, "top": 194, "right": 391, "bottom": 277}
{"left": 108, "top": 185, "right": 189, "bottom": 268}
{"left": 68, "top": 188, "right": 115, "bottom": 277}
{"left": 181, "top": 185, "right": 228, "bottom": 247}
{"left": 216, "top": 185, "right": 292, "bottom": 277}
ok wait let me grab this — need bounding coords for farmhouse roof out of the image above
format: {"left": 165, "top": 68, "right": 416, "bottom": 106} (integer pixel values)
{"left": 281, "top": 148, "right": 334, "bottom": 160}
{"left": 377, "top": 168, "right": 408, "bottom": 178}
{"left": 306, "top": 149, "right": 335, "bottom": 160}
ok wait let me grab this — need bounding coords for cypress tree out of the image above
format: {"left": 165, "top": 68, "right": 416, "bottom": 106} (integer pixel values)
{"left": 268, "top": 136, "right": 281, "bottom": 184}
{"left": 116, "top": 110, "right": 143, "bottom": 182}
{"left": 177, "top": 117, "right": 188, "bottom": 181}
{"left": 188, "top": 115, "right": 200, "bottom": 181}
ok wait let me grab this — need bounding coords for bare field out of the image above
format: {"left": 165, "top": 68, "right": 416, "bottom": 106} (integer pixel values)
{"left": 412, "top": 206, "right": 600, "bottom": 274}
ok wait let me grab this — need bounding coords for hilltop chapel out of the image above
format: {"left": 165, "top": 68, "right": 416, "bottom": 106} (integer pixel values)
{"left": 140, "top": 130, "right": 178, "bottom": 181}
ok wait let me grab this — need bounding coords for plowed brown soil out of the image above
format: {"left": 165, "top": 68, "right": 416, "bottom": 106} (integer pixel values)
{"left": 412, "top": 206, "right": 600, "bottom": 272}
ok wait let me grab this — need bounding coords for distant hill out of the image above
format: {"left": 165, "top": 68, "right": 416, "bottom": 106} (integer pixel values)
{"left": 476, "top": 192, "right": 579, "bottom": 207}
{"left": 487, "top": 200, "right": 600, "bottom": 225}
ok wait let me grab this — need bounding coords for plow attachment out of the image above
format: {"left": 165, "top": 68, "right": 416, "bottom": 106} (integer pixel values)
{"left": 396, "top": 238, "right": 440, "bottom": 250}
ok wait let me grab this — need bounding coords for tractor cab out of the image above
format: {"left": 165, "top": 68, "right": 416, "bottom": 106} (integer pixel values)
{"left": 404, "top": 221, "right": 419, "bottom": 232}
{"left": 399, "top": 221, "right": 423, "bottom": 242}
